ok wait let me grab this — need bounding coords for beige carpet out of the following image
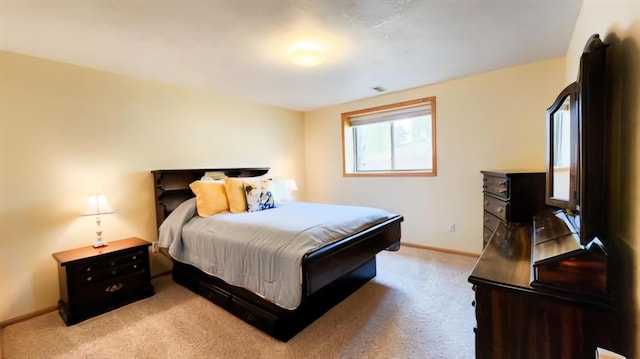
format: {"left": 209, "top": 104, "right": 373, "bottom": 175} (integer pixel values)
{"left": 1, "top": 246, "right": 477, "bottom": 358}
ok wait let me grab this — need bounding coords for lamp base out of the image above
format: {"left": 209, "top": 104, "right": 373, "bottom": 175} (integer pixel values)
{"left": 92, "top": 240, "right": 108, "bottom": 248}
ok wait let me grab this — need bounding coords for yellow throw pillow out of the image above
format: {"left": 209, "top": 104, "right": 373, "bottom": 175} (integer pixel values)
{"left": 189, "top": 180, "right": 229, "bottom": 217}
{"left": 224, "top": 177, "right": 248, "bottom": 213}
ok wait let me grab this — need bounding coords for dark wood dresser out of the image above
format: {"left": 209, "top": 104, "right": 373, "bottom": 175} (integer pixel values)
{"left": 481, "top": 170, "right": 546, "bottom": 247}
{"left": 468, "top": 221, "right": 619, "bottom": 358}
{"left": 468, "top": 35, "right": 628, "bottom": 358}
{"left": 52, "top": 237, "right": 155, "bottom": 325}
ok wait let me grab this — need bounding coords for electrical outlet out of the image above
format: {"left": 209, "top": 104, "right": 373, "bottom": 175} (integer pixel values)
{"left": 152, "top": 242, "right": 159, "bottom": 253}
{"left": 448, "top": 223, "right": 456, "bottom": 232}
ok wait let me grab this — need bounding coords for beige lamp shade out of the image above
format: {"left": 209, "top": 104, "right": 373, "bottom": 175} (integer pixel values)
{"left": 84, "top": 194, "right": 114, "bottom": 216}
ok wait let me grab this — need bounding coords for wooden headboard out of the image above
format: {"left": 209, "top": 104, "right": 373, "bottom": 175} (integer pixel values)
{"left": 151, "top": 168, "right": 269, "bottom": 228}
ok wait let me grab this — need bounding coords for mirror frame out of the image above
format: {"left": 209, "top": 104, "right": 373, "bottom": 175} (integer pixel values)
{"left": 544, "top": 34, "right": 607, "bottom": 246}
{"left": 545, "top": 82, "right": 579, "bottom": 210}
{"left": 576, "top": 34, "right": 607, "bottom": 245}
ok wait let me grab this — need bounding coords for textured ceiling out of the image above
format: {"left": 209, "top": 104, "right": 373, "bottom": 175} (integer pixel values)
{"left": 0, "top": 0, "right": 582, "bottom": 111}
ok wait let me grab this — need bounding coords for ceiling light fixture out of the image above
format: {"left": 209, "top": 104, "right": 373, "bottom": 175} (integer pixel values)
{"left": 288, "top": 41, "right": 327, "bottom": 68}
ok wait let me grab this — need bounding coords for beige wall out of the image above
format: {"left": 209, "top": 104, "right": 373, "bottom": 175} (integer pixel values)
{"left": 0, "top": 51, "right": 305, "bottom": 323}
{"left": 4, "top": 3, "right": 638, "bottom": 351}
{"left": 303, "top": 58, "right": 565, "bottom": 254}
{"left": 565, "top": 0, "right": 640, "bottom": 355}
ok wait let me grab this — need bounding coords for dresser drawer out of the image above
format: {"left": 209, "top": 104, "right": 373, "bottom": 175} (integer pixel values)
{"left": 483, "top": 175, "right": 510, "bottom": 199}
{"left": 484, "top": 195, "right": 508, "bottom": 222}
{"left": 483, "top": 211, "right": 503, "bottom": 231}
{"left": 483, "top": 227, "right": 495, "bottom": 247}
{"left": 480, "top": 171, "right": 546, "bottom": 249}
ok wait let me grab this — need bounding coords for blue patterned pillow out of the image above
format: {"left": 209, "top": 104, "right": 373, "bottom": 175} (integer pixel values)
{"left": 243, "top": 179, "right": 276, "bottom": 212}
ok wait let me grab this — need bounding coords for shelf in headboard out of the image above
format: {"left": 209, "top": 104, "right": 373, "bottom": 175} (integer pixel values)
{"left": 151, "top": 167, "right": 269, "bottom": 229}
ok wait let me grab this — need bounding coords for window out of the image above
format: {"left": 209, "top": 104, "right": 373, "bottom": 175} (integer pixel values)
{"left": 342, "top": 97, "right": 437, "bottom": 177}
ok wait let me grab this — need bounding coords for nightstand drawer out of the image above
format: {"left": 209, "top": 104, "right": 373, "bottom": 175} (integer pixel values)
{"left": 75, "top": 271, "right": 148, "bottom": 307}
{"left": 74, "top": 257, "right": 146, "bottom": 287}
{"left": 73, "top": 249, "right": 145, "bottom": 275}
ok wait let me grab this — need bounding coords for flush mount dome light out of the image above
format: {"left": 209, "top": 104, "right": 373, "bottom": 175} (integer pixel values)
{"left": 288, "top": 41, "right": 327, "bottom": 67}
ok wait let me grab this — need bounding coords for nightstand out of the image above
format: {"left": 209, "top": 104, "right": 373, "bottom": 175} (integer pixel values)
{"left": 52, "top": 237, "right": 155, "bottom": 325}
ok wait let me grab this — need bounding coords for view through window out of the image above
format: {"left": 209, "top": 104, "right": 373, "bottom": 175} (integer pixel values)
{"left": 342, "top": 97, "right": 437, "bottom": 177}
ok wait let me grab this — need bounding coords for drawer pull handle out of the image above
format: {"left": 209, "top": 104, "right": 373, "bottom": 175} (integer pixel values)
{"left": 498, "top": 180, "right": 507, "bottom": 185}
{"left": 85, "top": 267, "right": 91, "bottom": 272}
{"left": 105, "top": 283, "right": 124, "bottom": 292}
{"left": 485, "top": 219, "right": 491, "bottom": 224}
{"left": 484, "top": 201, "right": 489, "bottom": 206}
{"left": 497, "top": 207, "right": 505, "bottom": 213}
{"left": 133, "top": 264, "right": 138, "bottom": 269}
{"left": 132, "top": 255, "right": 137, "bottom": 260}
{"left": 110, "top": 261, "right": 115, "bottom": 266}
{"left": 471, "top": 300, "right": 476, "bottom": 307}
{"left": 482, "top": 185, "right": 488, "bottom": 189}
{"left": 87, "top": 276, "right": 92, "bottom": 282}
{"left": 111, "top": 270, "right": 117, "bottom": 275}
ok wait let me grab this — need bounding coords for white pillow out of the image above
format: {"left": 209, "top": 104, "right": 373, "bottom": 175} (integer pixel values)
{"left": 270, "top": 177, "right": 293, "bottom": 204}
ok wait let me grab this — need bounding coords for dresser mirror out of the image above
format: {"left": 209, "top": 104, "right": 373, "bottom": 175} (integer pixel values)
{"left": 544, "top": 33, "right": 607, "bottom": 247}
{"left": 546, "top": 82, "right": 578, "bottom": 209}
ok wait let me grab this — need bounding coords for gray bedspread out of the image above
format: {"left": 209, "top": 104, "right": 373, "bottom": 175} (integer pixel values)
{"left": 158, "top": 199, "right": 396, "bottom": 309}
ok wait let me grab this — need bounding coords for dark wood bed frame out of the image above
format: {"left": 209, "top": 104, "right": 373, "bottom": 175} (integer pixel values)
{"left": 152, "top": 168, "right": 403, "bottom": 341}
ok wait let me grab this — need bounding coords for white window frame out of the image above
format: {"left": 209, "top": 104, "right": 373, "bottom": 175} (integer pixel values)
{"left": 342, "top": 97, "right": 437, "bottom": 177}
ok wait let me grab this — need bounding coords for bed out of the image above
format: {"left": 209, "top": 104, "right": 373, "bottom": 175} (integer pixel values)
{"left": 152, "top": 168, "right": 403, "bottom": 341}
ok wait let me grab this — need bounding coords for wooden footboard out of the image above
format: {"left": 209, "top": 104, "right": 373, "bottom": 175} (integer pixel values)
{"left": 169, "top": 215, "right": 402, "bottom": 341}
{"left": 304, "top": 215, "right": 403, "bottom": 295}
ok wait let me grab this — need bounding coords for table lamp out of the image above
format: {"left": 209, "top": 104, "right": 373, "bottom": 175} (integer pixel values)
{"left": 84, "top": 194, "right": 114, "bottom": 248}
